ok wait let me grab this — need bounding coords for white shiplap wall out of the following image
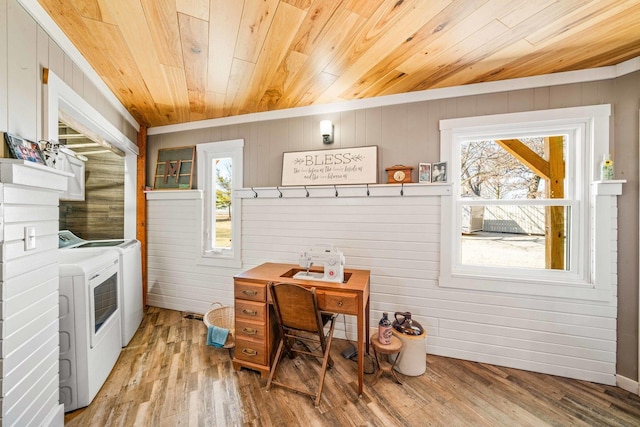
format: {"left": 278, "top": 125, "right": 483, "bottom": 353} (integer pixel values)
{"left": 0, "top": 161, "right": 68, "bottom": 426}
{"left": 147, "top": 69, "right": 640, "bottom": 382}
{"left": 147, "top": 186, "right": 618, "bottom": 385}
{"left": 146, "top": 192, "right": 238, "bottom": 312}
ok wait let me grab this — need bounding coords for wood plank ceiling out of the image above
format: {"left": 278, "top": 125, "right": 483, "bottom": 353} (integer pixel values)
{"left": 37, "top": 0, "right": 640, "bottom": 128}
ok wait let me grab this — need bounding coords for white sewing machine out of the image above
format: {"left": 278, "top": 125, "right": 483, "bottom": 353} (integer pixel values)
{"left": 293, "top": 245, "right": 345, "bottom": 283}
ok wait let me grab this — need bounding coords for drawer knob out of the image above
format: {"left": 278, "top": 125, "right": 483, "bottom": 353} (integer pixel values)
{"left": 338, "top": 301, "right": 343, "bottom": 307}
{"left": 242, "top": 290, "right": 258, "bottom": 296}
{"left": 242, "top": 309, "right": 258, "bottom": 316}
{"left": 242, "top": 327, "right": 257, "bottom": 335}
{"left": 242, "top": 348, "right": 258, "bottom": 356}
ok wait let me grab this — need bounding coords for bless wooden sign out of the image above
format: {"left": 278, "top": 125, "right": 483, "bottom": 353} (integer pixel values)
{"left": 281, "top": 146, "right": 378, "bottom": 186}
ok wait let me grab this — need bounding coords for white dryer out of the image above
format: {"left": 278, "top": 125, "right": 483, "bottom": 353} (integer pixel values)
{"left": 59, "top": 249, "right": 122, "bottom": 412}
{"left": 59, "top": 230, "right": 143, "bottom": 346}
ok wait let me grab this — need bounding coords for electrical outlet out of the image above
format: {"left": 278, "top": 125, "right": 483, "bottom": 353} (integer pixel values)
{"left": 24, "top": 226, "right": 36, "bottom": 251}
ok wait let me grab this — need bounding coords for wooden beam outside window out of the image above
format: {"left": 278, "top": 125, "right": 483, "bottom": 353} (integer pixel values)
{"left": 496, "top": 137, "right": 566, "bottom": 269}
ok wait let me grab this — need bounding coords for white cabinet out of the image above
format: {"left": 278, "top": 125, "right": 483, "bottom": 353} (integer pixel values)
{"left": 57, "top": 150, "right": 85, "bottom": 201}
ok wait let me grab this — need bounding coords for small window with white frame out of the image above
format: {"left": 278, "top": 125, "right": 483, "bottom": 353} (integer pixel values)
{"left": 439, "top": 105, "right": 612, "bottom": 299}
{"left": 196, "top": 139, "right": 244, "bottom": 268}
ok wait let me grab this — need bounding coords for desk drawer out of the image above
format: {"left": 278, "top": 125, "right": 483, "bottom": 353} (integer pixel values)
{"left": 235, "top": 338, "right": 267, "bottom": 365}
{"left": 236, "top": 300, "right": 266, "bottom": 321}
{"left": 317, "top": 291, "right": 358, "bottom": 315}
{"left": 236, "top": 319, "right": 265, "bottom": 341}
{"left": 234, "top": 280, "right": 266, "bottom": 302}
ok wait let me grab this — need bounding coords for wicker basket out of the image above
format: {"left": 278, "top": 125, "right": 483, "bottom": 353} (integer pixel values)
{"left": 203, "top": 302, "right": 235, "bottom": 349}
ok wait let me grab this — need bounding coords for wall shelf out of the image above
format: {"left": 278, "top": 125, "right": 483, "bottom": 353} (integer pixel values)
{"left": 144, "top": 184, "right": 451, "bottom": 201}
{"left": 0, "top": 158, "right": 72, "bottom": 191}
{"left": 145, "top": 189, "right": 202, "bottom": 200}
{"left": 592, "top": 180, "right": 626, "bottom": 195}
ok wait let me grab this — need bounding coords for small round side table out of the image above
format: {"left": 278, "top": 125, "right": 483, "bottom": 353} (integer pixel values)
{"left": 370, "top": 334, "right": 403, "bottom": 385}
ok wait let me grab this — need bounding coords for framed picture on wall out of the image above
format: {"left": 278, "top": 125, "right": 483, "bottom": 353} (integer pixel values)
{"left": 3, "top": 133, "right": 47, "bottom": 165}
{"left": 432, "top": 161, "right": 447, "bottom": 183}
{"left": 153, "top": 146, "right": 196, "bottom": 189}
{"left": 281, "top": 145, "right": 378, "bottom": 186}
{"left": 418, "top": 163, "right": 431, "bottom": 183}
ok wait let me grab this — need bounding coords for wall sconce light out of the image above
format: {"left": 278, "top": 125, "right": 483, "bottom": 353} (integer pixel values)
{"left": 320, "top": 120, "right": 333, "bottom": 144}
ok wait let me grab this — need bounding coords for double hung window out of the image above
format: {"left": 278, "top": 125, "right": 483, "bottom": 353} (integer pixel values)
{"left": 439, "top": 105, "right": 611, "bottom": 298}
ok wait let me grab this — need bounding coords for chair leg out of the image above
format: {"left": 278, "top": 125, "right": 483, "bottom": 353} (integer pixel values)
{"left": 314, "top": 317, "right": 337, "bottom": 406}
{"left": 266, "top": 338, "right": 285, "bottom": 391}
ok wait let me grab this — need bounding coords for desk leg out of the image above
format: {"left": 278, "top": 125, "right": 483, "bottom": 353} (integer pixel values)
{"left": 356, "top": 294, "right": 371, "bottom": 397}
{"left": 365, "top": 297, "right": 370, "bottom": 355}
{"left": 357, "top": 304, "right": 364, "bottom": 397}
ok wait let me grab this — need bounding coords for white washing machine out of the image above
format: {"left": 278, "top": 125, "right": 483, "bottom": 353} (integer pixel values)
{"left": 59, "top": 249, "right": 122, "bottom": 412}
{"left": 59, "top": 230, "right": 143, "bottom": 347}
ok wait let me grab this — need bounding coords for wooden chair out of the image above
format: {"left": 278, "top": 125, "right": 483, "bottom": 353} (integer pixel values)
{"left": 266, "top": 282, "right": 337, "bottom": 406}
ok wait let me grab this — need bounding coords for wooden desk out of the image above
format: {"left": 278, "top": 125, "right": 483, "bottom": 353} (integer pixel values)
{"left": 232, "top": 262, "right": 371, "bottom": 396}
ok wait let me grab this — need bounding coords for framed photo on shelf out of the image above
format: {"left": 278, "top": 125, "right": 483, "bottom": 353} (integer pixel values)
{"left": 432, "top": 161, "right": 447, "bottom": 183}
{"left": 418, "top": 163, "right": 431, "bottom": 183}
{"left": 3, "top": 133, "right": 46, "bottom": 165}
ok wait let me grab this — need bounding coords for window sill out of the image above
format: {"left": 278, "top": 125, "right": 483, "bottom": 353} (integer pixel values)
{"left": 439, "top": 273, "right": 611, "bottom": 301}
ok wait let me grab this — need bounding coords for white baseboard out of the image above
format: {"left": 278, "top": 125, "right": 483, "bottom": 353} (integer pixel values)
{"left": 616, "top": 374, "right": 639, "bottom": 395}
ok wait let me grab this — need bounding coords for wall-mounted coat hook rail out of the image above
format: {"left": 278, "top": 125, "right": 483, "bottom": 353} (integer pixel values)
{"left": 235, "top": 183, "right": 450, "bottom": 199}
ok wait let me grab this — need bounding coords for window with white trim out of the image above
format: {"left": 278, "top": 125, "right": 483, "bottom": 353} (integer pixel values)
{"left": 196, "top": 139, "right": 243, "bottom": 268}
{"left": 439, "top": 105, "right": 612, "bottom": 299}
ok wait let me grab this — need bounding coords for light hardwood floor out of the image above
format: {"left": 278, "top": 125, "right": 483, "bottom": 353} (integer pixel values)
{"left": 65, "top": 307, "right": 640, "bottom": 426}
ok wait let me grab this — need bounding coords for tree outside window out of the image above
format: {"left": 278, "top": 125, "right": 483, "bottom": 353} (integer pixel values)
{"left": 214, "top": 158, "right": 232, "bottom": 249}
